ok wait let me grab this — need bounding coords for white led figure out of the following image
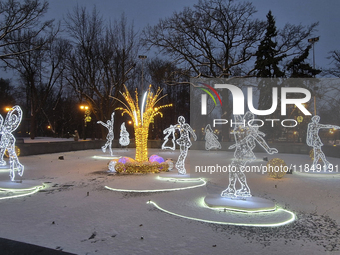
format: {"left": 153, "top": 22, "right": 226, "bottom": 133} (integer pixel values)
{"left": 119, "top": 122, "right": 130, "bottom": 147}
{"left": 162, "top": 125, "right": 176, "bottom": 150}
{"left": 165, "top": 116, "right": 196, "bottom": 174}
{"left": 0, "top": 106, "right": 24, "bottom": 181}
{"left": 97, "top": 112, "right": 114, "bottom": 156}
{"left": 307, "top": 115, "right": 340, "bottom": 170}
{"left": 221, "top": 112, "right": 278, "bottom": 198}
{"left": 205, "top": 124, "right": 221, "bottom": 150}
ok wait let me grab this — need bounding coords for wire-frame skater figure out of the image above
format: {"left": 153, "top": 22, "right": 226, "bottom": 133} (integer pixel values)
{"left": 97, "top": 112, "right": 115, "bottom": 156}
{"left": 221, "top": 112, "right": 278, "bottom": 198}
{"left": 0, "top": 106, "right": 24, "bottom": 181}
{"left": 164, "top": 116, "right": 197, "bottom": 175}
{"left": 205, "top": 124, "right": 221, "bottom": 150}
{"left": 306, "top": 115, "right": 340, "bottom": 171}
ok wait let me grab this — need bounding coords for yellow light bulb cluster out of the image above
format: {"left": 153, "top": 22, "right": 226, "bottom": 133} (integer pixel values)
{"left": 115, "top": 161, "right": 169, "bottom": 174}
{"left": 267, "top": 158, "right": 288, "bottom": 179}
{"left": 116, "top": 85, "right": 172, "bottom": 162}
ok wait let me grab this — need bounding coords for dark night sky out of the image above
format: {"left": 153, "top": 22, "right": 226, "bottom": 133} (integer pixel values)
{"left": 2, "top": 0, "right": 339, "bottom": 78}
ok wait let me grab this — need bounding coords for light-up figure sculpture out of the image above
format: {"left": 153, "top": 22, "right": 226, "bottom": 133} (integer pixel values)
{"left": 165, "top": 116, "right": 196, "bottom": 174}
{"left": 115, "top": 85, "right": 172, "bottom": 162}
{"left": 0, "top": 106, "right": 24, "bottom": 181}
{"left": 221, "top": 112, "right": 278, "bottom": 198}
{"left": 97, "top": 112, "right": 115, "bottom": 156}
{"left": 119, "top": 122, "right": 130, "bottom": 147}
{"left": 162, "top": 125, "right": 176, "bottom": 150}
{"left": 307, "top": 115, "right": 340, "bottom": 170}
{"left": 205, "top": 124, "right": 221, "bottom": 150}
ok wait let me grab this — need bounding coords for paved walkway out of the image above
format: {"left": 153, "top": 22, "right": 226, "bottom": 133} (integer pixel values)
{"left": 0, "top": 237, "right": 76, "bottom": 255}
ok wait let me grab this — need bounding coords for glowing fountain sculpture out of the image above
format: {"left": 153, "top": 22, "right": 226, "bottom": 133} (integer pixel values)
{"left": 307, "top": 115, "right": 340, "bottom": 171}
{"left": 221, "top": 112, "right": 278, "bottom": 198}
{"left": 164, "top": 116, "right": 197, "bottom": 174}
{"left": 205, "top": 124, "right": 221, "bottom": 150}
{"left": 115, "top": 85, "right": 172, "bottom": 162}
{"left": 97, "top": 112, "right": 115, "bottom": 156}
{"left": 0, "top": 106, "right": 24, "bottom": 181}
{"left": 119, "top": 122, "right": 130, "bottom": 147}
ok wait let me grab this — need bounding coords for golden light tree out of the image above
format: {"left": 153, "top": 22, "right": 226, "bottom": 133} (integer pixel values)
{"left": 115, "top": 85, "right": 172, "bottom": 162}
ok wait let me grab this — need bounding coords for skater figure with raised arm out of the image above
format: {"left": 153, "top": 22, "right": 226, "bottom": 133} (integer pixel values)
{"left": 0, "top": 106, "right": 24, "bottom": 181}
{"left": 307, "top": 115, "right": 340, "bottom": 171}
{"left": 97, "top": 112, "right": 115, "bottom": 156}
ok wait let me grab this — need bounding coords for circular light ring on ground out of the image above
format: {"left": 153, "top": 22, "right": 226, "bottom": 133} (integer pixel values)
{"left": 157, "top": 176, "right": 204, "bottom": 182}
{"left": 92, "top": 155, "right": 122, "bottom": 160}
{"left": 204, "top": 194, "right": 276, "bottom": 213}
{"left": 104, "top": 178, "right": 206, "bottom": 193}
{"left": 147, "top": 200, "right": 296, "bottom": 227}
{"left": 0, "top": 184, "right": 45, "bottom": 200}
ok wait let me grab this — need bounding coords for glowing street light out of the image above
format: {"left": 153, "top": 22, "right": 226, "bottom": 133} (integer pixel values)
{"left": 79, "top": 104, "right": 91, "bottom": 140}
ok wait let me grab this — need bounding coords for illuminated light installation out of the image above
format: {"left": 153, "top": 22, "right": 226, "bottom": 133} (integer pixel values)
{"left": 204, "top": 124, "right": 221, "bottom": 150}
{"left": 119, "top": 122, "right": 130, "bottom": 147}
{"left": 0, "top": 106, "right": 24, "bottom": 181}
{"left": 221, "top": 112, "right": 278, "bottom": 198}
{"left": 162, "top": 125, "right": 176, "bottom": 150}
{"left": 149, "top": 154, "right": 165, "bottom": 163}
{"left": 115, "top": 85, "right": 172, "bottom": 162}
{"left": 0, "top": 184, "right": 45, "bottom": 200}
{"left": 165, "top": 158, "right": 174, "bottom": 171}
{"left": 146, "top": 199, "right": 296, "bottom": 227}
{"left": 115, "top": 161, "right": 169, "bottom": 174}
{"left": 108, "top": 159, "right": 119, "bottom": 172}
{"left": 307, "top": 115, "right": 340, "bottom": 170}
{"left": 118, "top": 157, "right": 135, "bottom": 164}
{"left": 267, "top": 158, "right": 288, "bottom": 179}
{"left": 97, "top": 112, "right": 115, "bottom": 156}
{"left": 104, "top": 177, "right": 206, "bottom": 193}
{"left": 164, "top": 116, "right": 197, "bottom": 174}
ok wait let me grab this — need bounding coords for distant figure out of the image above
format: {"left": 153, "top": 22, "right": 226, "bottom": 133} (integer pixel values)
{"left": 97, "top": 112, "right": 115, "bottom": 156}
{"left": 307, "top": 115, "right": 340, "bottom": 170}
{"left": 74, "top": 130, "right": 79, "bottom": 141}
{"left": 0, "top": 106, "right": 24, "bottom": 181}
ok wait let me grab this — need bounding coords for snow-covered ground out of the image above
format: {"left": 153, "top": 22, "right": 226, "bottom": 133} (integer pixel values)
{"left": 0, "top": 146, "right": 339, "bottom": 255}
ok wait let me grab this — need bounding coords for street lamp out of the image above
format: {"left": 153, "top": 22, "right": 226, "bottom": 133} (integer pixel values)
{"left": 138, "top": 55, "right": 147, "bottom": 92}
{"left": 79, "top": 104, "right": 91, "bottom": 140}
{"left": 308, "top": 36, "right": 319, "bottom": 116}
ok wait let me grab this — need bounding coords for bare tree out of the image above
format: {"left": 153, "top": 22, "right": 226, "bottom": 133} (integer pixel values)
{"left": 0, "top": 0, "right": 54, "bottom": 60}
{"left": 327, "top": 50, "right": 340, "bottom": 78}
{"left": 142, "top": 0, "right": 265, "bottom": 79}
{"left": 64, "top": 6, "right": 139, "bottom": 139}
{"left": 3, "top": 34, "right": 71, "bottom": 139}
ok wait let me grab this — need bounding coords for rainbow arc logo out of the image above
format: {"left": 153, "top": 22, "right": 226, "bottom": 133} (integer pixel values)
{"left": 198, "top": 82, "right": 222, "bottom": 115}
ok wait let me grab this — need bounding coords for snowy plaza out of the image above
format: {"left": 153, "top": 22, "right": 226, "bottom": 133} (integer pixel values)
{"left": 0, "top": 140, "right": 339, "bottom": 254}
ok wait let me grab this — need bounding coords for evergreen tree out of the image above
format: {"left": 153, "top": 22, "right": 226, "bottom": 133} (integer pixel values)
{"left": 255, "top": 11, "right": 285, "bottom": 111}
{"left": 287, "top": 45, "right": 321, "bottom": 78}
{"left": 254, "top": 11, "right": 285, "bottom": 139}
